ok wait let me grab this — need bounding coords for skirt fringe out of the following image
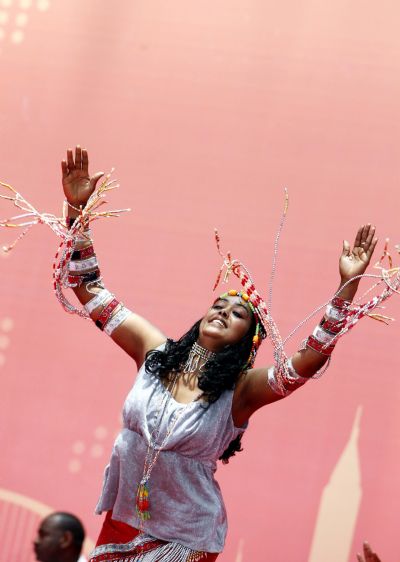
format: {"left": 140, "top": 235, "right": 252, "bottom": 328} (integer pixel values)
{"left": 89, "top": 531, "right": 206, "bottom": 562}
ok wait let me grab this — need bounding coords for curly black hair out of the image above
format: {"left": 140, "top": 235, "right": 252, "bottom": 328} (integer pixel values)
{"left": 145, "top": 315, "right": 256, "bottom": 463}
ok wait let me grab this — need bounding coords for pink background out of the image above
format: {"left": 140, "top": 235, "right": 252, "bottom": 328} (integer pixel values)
{"left": 1, "top": 1, "right": 400, "bottom": 560}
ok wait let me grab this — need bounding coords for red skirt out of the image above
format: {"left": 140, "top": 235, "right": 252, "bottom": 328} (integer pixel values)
{"left": 89, "top": 512, "right": 219, "bottom": 562}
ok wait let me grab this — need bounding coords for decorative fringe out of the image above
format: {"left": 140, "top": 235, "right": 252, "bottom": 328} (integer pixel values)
{"left": 0, "top": 172, "right": 130, "bottom": 317}
{"left": 213, "top": 191, "right": 400, "bottom": 388}
{"left": 89, "top": 532, "right": 206, "bottom": 562}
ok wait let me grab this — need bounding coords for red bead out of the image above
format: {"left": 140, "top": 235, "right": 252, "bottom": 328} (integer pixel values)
{"left": 137, "top": 498, "right": 149, "bottom": 510}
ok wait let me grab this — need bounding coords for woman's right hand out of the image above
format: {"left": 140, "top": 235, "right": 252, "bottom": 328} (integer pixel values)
{"left": 61, "top": 146, "right": 104, "bottom": 209}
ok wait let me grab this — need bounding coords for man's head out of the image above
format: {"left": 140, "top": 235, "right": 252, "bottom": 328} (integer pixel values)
{"left": 33, "top": 512, "right": 85, "bottom": 562}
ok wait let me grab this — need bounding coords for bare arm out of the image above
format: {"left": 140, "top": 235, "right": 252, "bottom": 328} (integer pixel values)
{"left": 62, "top": 146, "right": 166, "bottom": 369}
{"left": 233, "top": 224, "right": 377, "bottom": 426}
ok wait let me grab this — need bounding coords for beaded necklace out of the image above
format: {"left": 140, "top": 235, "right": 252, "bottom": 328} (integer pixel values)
{"left": 183, "top": 341, "right": 216, "bottom": 374}
{"left": 136, "top": 364, "right": 203, "bottom": 525}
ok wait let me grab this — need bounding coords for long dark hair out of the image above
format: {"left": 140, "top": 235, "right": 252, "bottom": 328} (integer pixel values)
{"left": 145, "top": 316, "right": 256, "bottom": 463}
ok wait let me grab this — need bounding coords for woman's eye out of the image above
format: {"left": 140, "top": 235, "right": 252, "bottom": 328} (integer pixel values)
{"left": 233, "top": 311, "right": 243, "bottom": 318}
{"left": 212, "top": 304, "right": 223, "bottom": 310}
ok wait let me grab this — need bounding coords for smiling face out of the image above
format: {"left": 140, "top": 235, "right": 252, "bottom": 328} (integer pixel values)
{"left": 198, "top": 294, "right": 254, "bottom": 352}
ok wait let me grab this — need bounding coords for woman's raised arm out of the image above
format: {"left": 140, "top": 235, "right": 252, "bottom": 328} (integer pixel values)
{"left": 62, "top": 146, "right": 166, "bottom": 369}
{"left": 233, "top": 224, "right": 378, "bottom": 426}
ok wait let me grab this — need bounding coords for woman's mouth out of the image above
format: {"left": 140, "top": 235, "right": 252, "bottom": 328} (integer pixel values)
{"left": 210, "top": 318, "right": 226, "bottom": 328}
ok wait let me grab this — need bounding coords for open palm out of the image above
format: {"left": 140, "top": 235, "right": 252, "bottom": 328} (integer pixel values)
{"left": 61, "top": 146, "right": 103, "bottom": 208}
{"left": 339, "top": 224, "right": 377, "bottom": 281}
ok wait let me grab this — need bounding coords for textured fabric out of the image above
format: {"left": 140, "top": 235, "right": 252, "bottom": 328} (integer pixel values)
{"left": 89, "top": 511, "right": 219, "bottom": 561}
{"left": 95, "top": 348, "right": 246, "bottom": 552}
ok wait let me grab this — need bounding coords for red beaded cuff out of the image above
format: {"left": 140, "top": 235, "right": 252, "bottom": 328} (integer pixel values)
{"left": 95, "top": 298, "right": 120, "bottom": 330}
{"left": 68, "top": 269, "right": 101, "bottom": 287}
{"left": 306, "top": 334, "right": 336, "bottom": 356}
{"left": 331, "top": 296, "right": 351, "bottom": 310}
{"left": 71, "top": 245, "right": 95, "bottom": 261}
{"left": 319, "top": 317, "right": 343, "bottom": 335}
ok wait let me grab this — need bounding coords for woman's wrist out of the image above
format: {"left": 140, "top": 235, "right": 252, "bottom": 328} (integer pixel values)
{"left": 336, "top": 277, "right": 360, "bottom": 302}
{"left": 64, "top": 203, "right": 92, "bottom": 248}
{"left": 66, "top": 201, "right": 81, "bottom": 219}
{"left": 65, "top": 200, "right": 91, "bottom": 228}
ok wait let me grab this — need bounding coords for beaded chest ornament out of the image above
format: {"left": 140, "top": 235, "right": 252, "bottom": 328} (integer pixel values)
{"left": 135, "top": 372, "right": 201, "bottom": 525}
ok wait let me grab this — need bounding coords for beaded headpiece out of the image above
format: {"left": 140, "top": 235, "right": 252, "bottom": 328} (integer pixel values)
{"left": 213, "top": 191, "right": 289, "bottom": 372}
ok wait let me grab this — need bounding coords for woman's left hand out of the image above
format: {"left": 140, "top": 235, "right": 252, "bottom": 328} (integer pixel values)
{"left": 339, "top": 224, "right": 378, "bottom": 282}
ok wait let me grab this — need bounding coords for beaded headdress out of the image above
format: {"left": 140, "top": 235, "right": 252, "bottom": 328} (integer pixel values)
{"left": 212, "top": 191, "right": 289, "bottom": 371}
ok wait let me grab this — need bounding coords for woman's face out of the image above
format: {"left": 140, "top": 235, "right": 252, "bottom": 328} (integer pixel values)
{"left": 198, "top": 295, "right": 253, "bottom": 352}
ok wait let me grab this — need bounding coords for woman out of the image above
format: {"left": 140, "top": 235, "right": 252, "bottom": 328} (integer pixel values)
{"left": 61, "top": 146, "right": 378, "bottom": 561}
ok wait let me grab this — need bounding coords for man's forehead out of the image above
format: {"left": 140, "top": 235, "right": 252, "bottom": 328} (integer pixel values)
{"left": 40, "top": 515, "right": 61, "bottom": 532}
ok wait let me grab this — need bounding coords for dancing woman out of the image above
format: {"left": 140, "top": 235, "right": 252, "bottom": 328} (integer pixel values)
{"left": 59, "top": 145, "right": 378, "bottom": 561}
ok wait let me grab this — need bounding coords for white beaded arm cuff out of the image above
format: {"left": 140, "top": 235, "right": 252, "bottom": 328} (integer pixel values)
{"left": 84, "top": 289, "right": 113, "bottom": 314}
{"left": 325, "top": 304, "right": 347, "bottom": 321}
{"left": 286, "top": 358, "right": 309, "bottom": 384}
{"left": 69, "top": 256, "right": 99, "bottom": 272}
{"left": 104, "top": 307, "right": 132, "bottom": 336}
{"left": 267, "top": 366, "right": 291, "bottom": 397}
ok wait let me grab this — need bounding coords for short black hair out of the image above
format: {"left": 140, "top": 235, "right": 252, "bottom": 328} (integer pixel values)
{"left": 51, "top": 512, "right": 85, "bottom": 552}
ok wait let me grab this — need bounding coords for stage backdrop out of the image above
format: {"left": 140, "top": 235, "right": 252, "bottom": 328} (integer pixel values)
{"left": 1, "top": 2, "right": 400, "bottom": 561}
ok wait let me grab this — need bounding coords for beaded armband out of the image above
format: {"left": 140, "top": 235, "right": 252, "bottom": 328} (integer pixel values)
{"left": 84, "top": 289, "right": 114, "bottom": 314}
{"left": 95, "top": 298, "right": 120, "bottom": 330}
{"left": 68, "top": 269, "right": 101, "bottom": 287}
{"left": 71, "top": 245, "right": 95, "bottom": 260}
{"left": 104, "top": 306, "right": 131, "bottom": 336}
{"left": 268, "top": 358, "right": 310, "bottom": 397}
{"left": 69, "top": 256, "right": 99, "bottom": 273}
{"left": 75, "top": 229, "right": 93, "bottom": 243}
{"left": 84, "top": 289, "right": 131, "bottom": 335}
{"left": 305, "top": 296, "right": 351, "bottom": 356}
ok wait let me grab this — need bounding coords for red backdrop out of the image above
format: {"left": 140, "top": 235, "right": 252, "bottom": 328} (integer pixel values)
{"left": 1, "top": 2, "right": 400, "bottom": 561}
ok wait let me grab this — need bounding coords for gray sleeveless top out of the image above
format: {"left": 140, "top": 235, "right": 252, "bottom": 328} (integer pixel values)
{"left": 95, "top": 348, "right": 246, "bottom": 552}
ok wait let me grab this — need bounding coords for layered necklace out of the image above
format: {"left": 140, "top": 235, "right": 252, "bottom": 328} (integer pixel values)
{"left": 136, "top": 342, "right": 216, "bottom": 525}
{"left": 183, "top": 341, "right": 216, "bottom": 374}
